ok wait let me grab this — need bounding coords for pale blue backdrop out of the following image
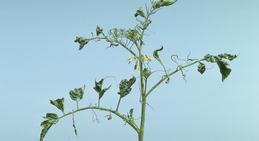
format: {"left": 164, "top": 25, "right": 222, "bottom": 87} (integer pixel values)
{"left": 0, "top": 0, "right": 259, "bottom": 141}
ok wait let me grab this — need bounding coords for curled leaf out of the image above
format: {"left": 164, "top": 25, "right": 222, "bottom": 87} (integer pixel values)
{"left": 74, "top": 36, "right": 89, "bottom": 50}
{"left": 40, "top": 113, "right": 59, "bottom": 141}
{"left": 126, "top": 29, "right": 138, "bottom": 42}
{"left": 143, "top": 68, "right": 151, "bottom": 79}
{"left": 153, "top": 46, "right": 163, "bottom": 60}
{"left": 96, "top": 26, "right": 103, "bottom": 36}
{"left": 69, "top": 86, "right": 85, "bottom": 102}
{"left": 50, "top": 98, "right": 64, "bottom": 114}
{"left": 118, "top": 76, "right": 136, "bottom": 98}
{"left": 216, "top": 59, "right": 231, "bottom": 82}
{"left": 134, "top": 9, "right": 145, "bottom": 18}
{"left": 204, "top": 53, "right": 236, "bottom": 81}
{"left": 197, "top": 62, "right": 206, "bottom": 74}
{"left": 93, "top": 79, "right": 111, "bottom": 99}
{"left": 152, "top": 0, "right": 177, "bottom": 9}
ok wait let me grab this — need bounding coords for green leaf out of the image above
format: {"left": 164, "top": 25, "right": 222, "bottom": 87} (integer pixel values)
{"left": 50, "top": 98, "right": 64, "bottom": 113}
{"left": 74, "top": 36, "right": 89, "bottom": 50}
{"left": 40, "top": 113, "right": 59, "bottom": 141}
{"left": 204, "top": 54, "right": 216, "bottom": 63}
{"left": 69, "top": 86, "right": 85, "bottom": 102}
{"left": 152, "top": 0, "right": 177, "bottom": 9}
{"left": 126, "top": 29, "right": 138, "bottom": 42}
{"left": 204, "top": 53, "right": 236, "bottom": 81}
{"left": 216, "top": 59, "right": 231, "bottom": 82}
{"left": 143, "top": 68, "right": 151, "bottom": 79}
{"left": 218, "top": 53, "right": 237, "bottom": 61}
{"left": 153, "top": 46, "right": 163, "bottom": 60}
{"left": 118, "top": 76, "right": 136, "bottom": 98}
{"left": 40, "top": 120, "right": 53, "bottom": 141}
{"left": 93, "top": 79, "right": 111, "bottom": 99}
{"left": 134, "top": 9, "right": 145, "bottom": 18}
{"left": 96, "top": 26, "right": 103, "bottom": 36}
{"left": 161, "top": 0, "right": 177, "bottom": 7}
{"left": 197, "top": 62, "right": 206, "bottom": 74}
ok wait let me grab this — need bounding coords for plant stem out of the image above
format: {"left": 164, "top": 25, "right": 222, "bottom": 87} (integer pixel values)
{"left": 138, "top": 47, "right": 146, "bottom": 141}
{"left": 115, "top": 97, "right": 122, "bottom": 112}
{"left": 59, "top": 106, "right": 139, "bottom": 132}
{"left": 146, "top": 59, "right": 205, "bottom": 97}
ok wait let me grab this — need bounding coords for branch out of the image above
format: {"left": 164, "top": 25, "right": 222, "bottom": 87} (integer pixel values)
{"left": 59, "top": 106, "right": 140, "bottom": 133}
{"left": 146, "top": 58, "right": 205, "bottom": 97}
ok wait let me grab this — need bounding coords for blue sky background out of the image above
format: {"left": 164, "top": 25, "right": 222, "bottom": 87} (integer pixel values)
{"left": 0, "top": 0, "right": 259, "bottom": 141}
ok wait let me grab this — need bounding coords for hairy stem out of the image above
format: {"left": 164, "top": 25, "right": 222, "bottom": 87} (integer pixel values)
{"left": 146, "top": 59, "right": 205, "bottom": 97}
{"left": 59, "top": 106, "right": 139, "bottom": 132}
{"left": 115, "top": 97, "right": 122, "bottom": 112}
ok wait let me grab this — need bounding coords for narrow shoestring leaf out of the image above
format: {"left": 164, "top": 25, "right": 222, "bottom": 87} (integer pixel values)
{"left": 72, "top": 110, "right": 78, "bottom": 136}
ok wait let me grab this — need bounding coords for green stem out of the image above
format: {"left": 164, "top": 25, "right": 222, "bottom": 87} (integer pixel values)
{"left": 115, "top": 97, "right": 122, "bottom": 112}
{"left": 98, "top": 99, "right": 100, "bottom": 107}
{"left": 146, "top": 59, "right": 205, "bottom": 97}
{"left": 59, "top": 106, "right": 139, "bottom": 132}
{"left": 138, "top": 46, "right": 146, "bottom": 141}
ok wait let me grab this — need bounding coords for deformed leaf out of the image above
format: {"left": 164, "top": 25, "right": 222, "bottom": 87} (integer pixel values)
{"left": 134, "top": 9, "right": 145, "bottom": 18}
{"left": 204, "top": 54, "right": 216, "bottom": 63}
{"left": 152, "top": 0, "right": 177, "bottom": 9}
{"left": 50, "top": 98, "right": 64, "bottom": 114}
{"left": 216, "top": 59, "right": 231, "bottom": 81}
{"left": 74, "top": 36, "right": 89, "bottom": 50}
{"left": 96, "top": 26, "right": 103, "bottom": 36}
{"left": 143, "top": 68, "right": 151, "bottom": 79}
{"left": 118, "top": 76, "right": 136, "bottom": 98}
{"left": 93, "top": 79, "right": 111, "bottom": 99}
{"left": 218, "top": 53, "right": 237, "bottom": 61}
{"left": 126, "top": 29, "right": 138, "bottom": 42}
{"left": 153, "top": 46, "right": 163, "bottom": 60}
{"left": 40, "top": 113, "right": 59, "bottom": 141}
{"left": 204, "top": 53, "right": 236, "bottom": 81}
{"left": 197, "top": 62, "right": 206, "bottom": 74}
{"left": 69, "top": 86, "right": 85, "bottom": 102}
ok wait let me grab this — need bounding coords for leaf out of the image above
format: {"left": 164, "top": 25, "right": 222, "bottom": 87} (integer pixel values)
{"left": 153, "top": 46, "right": 163, "bottom": 60}
{"left": 118, "top": 76, "right": 136, "bottom": 98}
{"left": 129, "top": 108, "right": 134, "bottom": 117}
{"left": 126, "top": 29, "right": 138, "bottom": 42}
{"left": 216, "top": 59, "right": 231, "bottom": 81}
{"left": 96, "top": 26, "right": 103, "bottom": 36}
{"left": 160, "top": 0, "right": 177, "bottom": 7}
{"left": 204, "top": 54, "right": 216, "bottom": 63}
{"left": 134, "top": 9, "right": 145, "bottom": 18}
{"left": 152, "top": 0, "right": 177, "bottom": 9}
{"left": 69, "top": 86, "right": 85, "bottom": 102}
{"left": 40, "top": 113, "right": 59, "bottom": 141}
{"left": 143, "top": 68, "right": 151, "bottom": 79}
{"left": 74, "top": 36, "right": 89, "bottom": 50}
{"left": 197, "top": 62, "right": 206, "bottom": 74}
{"left": 50, "top": 98, "right": 64, "bottom": 113}
{"left": 218, "top": 53, "right": 237, "bottom": 61}
{"left": 93, "top": 79, "right": 111, "bottom": 99}
{"left": 204, "top": 53, "right": 236, "bottom": 81}
{"left": 44, "top": 113, "right": 59, "bottom": 123}
{"left": 40, "top": 120, "right": 53, "bottom": 141}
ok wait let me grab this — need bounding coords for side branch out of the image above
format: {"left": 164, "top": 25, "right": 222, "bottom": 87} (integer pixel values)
{"left": 59, "top": 106, "right": 140, "bottom": 133}
{"left": 146, "top": 59, "right": 205, "bottom": 97}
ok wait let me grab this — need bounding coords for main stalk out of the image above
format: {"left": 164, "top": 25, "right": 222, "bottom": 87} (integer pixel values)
{"left": 138, "top": 48, "right": 147, "bottom": 141}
